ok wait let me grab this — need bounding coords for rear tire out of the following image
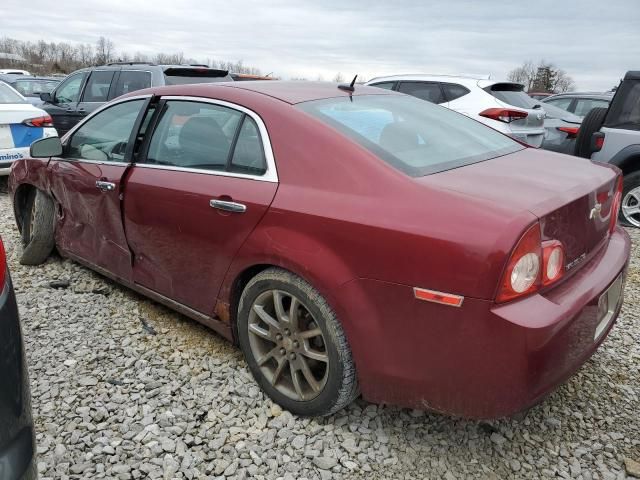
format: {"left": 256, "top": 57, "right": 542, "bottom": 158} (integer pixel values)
{"left": 574, "top": 107, "right": 608, "bottom": 158}
{"left": 237, "top": 268, "right": 358, "bottom": 417}
{"left": 620, "top": 171, "right": 640, "bottom": 227}
{"left": 20, "top": 189, "right": 56, "bottom": 265}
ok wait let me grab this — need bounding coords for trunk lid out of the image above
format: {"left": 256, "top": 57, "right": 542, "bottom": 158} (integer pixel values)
{"left": 421, "top": 148, "right": 618, "bottom": 271}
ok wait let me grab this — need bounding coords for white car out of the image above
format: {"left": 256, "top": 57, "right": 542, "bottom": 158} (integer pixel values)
{"left": 0, "top": 81, "right": 57, "bottom": 175}
{"left": 0, "top": 69, "right": 31, "bottom": 76}
{"left": 365, "top": 74, "right": 546, "bottom": 147}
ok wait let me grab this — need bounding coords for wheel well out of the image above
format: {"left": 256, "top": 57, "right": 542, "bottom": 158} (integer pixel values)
{"left": 12, "top": 184, "right": 35, "bottom": 233}
{"left": 616, "top": 154, "right": 640, "bottom": 176}
{"left": 228, "top": 264, "right": 275, "bottom": 341}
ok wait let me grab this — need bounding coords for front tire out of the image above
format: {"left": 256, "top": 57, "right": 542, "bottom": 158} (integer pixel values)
{"left": 20, "top": 189, "right": 56, "bottom": 265}
{"left": 237, "top": 268, "right": 358, "bottom": 416}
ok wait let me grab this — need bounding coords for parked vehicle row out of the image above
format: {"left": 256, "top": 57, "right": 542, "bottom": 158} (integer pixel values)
{"left": 9, "top": 81, "right": 629, "bottom": 418}
{"left": 0, "top": 74, "right": 60, "bottom": 106}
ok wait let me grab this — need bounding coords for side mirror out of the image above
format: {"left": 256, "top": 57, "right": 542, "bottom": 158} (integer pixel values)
{"left": 30, "top": 137, "right": 62, "bottom": 158}
{"left": 39, "top": 92, "right": 52, "bottom": 102}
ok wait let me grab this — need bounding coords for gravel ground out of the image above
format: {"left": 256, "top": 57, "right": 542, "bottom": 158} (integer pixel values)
{"left": 1, "top": 190, "right": 639, "bottom": 480}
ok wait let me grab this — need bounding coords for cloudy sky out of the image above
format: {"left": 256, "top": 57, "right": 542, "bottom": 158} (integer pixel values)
{"left": 2, "top": 0, "right": 638, "bottom": 90}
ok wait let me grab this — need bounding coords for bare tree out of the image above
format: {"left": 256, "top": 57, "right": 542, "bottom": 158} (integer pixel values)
{"left": 507, "top": 60, "right": 575, "bottom": 93}
{"left": 95, "top": 36, "right": 115, "bottom": 65}
{"left": 333, "top": 72, "right": 345, "bottom": 83}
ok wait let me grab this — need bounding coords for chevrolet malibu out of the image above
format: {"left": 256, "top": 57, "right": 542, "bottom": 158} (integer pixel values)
{"left": 9, "top": 81, "right": 630, "bottom": 418}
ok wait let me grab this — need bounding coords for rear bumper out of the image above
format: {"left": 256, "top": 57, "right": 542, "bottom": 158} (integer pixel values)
{"left": 338, "top": 227, "right": 630, "bottom": 418}
{"left": 0, "top": 127, "right": 56, "bottom": 176}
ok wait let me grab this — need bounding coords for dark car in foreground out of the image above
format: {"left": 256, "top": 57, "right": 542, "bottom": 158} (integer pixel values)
{"left": 0, "top": 235, "right": 36, "bottom": 479}
{"left": 9, "top": 81, "right": 629, "bottom": 419}
{"left": 39, "top": 63, "right": 233, "bottom": 136}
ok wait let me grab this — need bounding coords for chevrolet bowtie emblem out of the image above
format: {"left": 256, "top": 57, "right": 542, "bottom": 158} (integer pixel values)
{"left": 590, "top": 203, "right": 602, "bottom": 219}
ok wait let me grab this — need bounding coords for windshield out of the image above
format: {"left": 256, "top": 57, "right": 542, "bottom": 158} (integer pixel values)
{"left": 486, "top": 83, "right": 539, "bottom": 109}
{"left": 0, "top": 82, "right": 26, "bottom": 104}
{"left": 298, "top": 94, "right": 523, "bottom": 176}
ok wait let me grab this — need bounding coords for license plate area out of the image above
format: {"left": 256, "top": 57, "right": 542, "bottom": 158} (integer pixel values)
{"left": 594, "top": 273, "right": 624, "bottom": 341}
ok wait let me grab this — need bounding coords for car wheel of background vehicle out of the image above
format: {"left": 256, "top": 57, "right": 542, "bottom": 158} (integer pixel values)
{"left": 620, "top": 171, "right": 640, "bottom": 227}
{"left": 574, "top": 107, "right": 608, "bottom": 158}
{"left": 20, "top": 189, "right": 56, "bottom": 265}
{"left": 237, "top": 268, "right": 358, "bottom": 417}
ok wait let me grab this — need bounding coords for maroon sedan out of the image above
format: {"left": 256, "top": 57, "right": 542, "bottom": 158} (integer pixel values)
{"left": 9, "top": 81, "right": 629, "bottom": 418}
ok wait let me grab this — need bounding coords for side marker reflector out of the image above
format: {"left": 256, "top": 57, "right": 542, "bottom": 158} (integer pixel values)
{"left": 413, "top": 287, "right": 464, "bottom": 307}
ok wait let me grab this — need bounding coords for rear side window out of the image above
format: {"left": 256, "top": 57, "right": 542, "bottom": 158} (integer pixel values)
{"left": 229, "top": 117, "right": 266, "bottom": 175}
{"left": 398, "top": 81, "right": 445, "bottom": 104}
{"left": 370, "top": 82, "right": 397, "bottom": 90}
{"left": 544, "top": 97, "right": 573, "bottom": 111}
{"left": 573, "top": 98, "right": 610, "bottom": 117}
{"left": 146, "top": 100, "right": 242, "bottom": 171}
{"left": 441, "top": 83, "right": 470, "bottom": 102}
{"left": 68, "top": 99, "right": 144, "bottom": 162}
{"left": 112, "top": 71, "right": 152, "bottom": 98}
{"left": 82, "top": 71, "right": 115, "bottom": 102}
{"left": 298, "top": 95, "right": 522, "bottom": 176}
{"left": 485, "top": 83, "right": 536, "bottom": 109}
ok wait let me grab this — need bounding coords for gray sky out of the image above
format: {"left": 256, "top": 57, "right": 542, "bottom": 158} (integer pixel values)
{"left": 2, "top": 0, "right": 638, "bottom": 90}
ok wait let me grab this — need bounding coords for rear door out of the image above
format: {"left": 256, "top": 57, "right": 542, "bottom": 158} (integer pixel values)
{"left": 76, "top": 69, "right": 117, "bottom": 119}
{"left": 124, "top": 97, "right": 278, "bottom": 315}
{"left": 44, "top": 71, "right": 88, "bottom": 136}
{"left": 47, "top": 97, "right": 149, "bottom": 281}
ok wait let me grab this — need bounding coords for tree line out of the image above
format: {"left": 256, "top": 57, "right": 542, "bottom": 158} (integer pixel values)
{"left": 507, "top": 60, "right": 575, "bottom": 93}
{"left": 0, "top": 36, "right": 262, "bottom": 76}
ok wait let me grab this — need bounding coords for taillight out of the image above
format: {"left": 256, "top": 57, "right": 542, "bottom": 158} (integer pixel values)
{"left": 479, "top": 108, "right": 528, "bottom": 123}
{"left": 592, "top": 132, "right": 605, "bottom": 153}
{"left": 496, "top": 223, "right": 566, "bottom": 303}
{"left": 609, "top": 175, "right": 623, "bottom": 234}
{"left": 0, "top": 236, "right": 6, "bottom": 291}
{"left": 542, "top": 240, "right": 565, "bottom": 286}
{"left": 557, "top": 126, "right": 580, "bottom": 139}
{"left": 22, "top": 115, "right": 53, "bottom": 128}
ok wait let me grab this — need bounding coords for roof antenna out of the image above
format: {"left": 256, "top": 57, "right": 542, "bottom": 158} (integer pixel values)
{"left": 338, "top": 75, "right": 358, "bottom": 92}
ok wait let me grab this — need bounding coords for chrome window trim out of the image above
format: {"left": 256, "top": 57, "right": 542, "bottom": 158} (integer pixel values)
{"left": 147, "top": 95, "right": 278, "bottom": 183}
{"left": 60, "top": 94, "right": 278, "bottom": 183}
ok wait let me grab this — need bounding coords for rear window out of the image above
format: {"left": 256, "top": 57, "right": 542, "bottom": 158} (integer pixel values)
{"left": 0, "top": 82, "right": 25, "bottom": 104}
{"left": 486, "top": 83, "right": 537, "bottom": 109}
{"left": 604, "top": 80, "right": 640, "bottom": 130}
{"left": 298, "top": 95, "right": 522, "bottom": 177}
{"left": 163, "top": 68, "right": 231, "bottom": 85}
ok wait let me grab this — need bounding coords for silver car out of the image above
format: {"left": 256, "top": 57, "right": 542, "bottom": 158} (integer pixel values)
{"left": 539, "top": 102, "right": 583, "bottom": 155}
{"left": 542, "top": 92, "right": 613, "bottom": 119}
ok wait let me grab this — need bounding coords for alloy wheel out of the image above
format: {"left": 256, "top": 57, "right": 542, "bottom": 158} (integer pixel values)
{"left": 247, "top": 289, "right": 329, "bottom": 401}
{"left": 622, "top": 186, "right": 640, "bottom": 227}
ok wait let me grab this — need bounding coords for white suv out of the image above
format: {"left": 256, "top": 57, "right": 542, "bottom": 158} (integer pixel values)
{"left": 365, "top": 74, "right": 546, "bottom": 147}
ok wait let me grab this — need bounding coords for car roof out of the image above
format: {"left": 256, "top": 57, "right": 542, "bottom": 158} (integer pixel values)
{"left": 624, "top": 71, "right": 640, "bottom": 81}
{"left": 130, "top": 81, "right": 397, "bottom": 105}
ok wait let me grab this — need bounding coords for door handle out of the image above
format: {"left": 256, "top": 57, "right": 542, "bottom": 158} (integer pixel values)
{"left": 209, "top": 199, "right": 247, "bottom": 213}
{"left": 65, "top": 108, "right": 75, "bottom": 112}
{"left": 96, "top": 180, "right": 116, "bottom": 192}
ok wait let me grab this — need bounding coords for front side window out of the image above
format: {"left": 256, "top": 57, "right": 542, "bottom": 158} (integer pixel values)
{"left": 82, "top": 71, "right": 115, "bottom": 102}
{"left": 398, "top": 82, "right": 445, "bottom": 104}
{"left": 298, "top": 95, "right": 522, "bottom": 176}
{"left": 68, "top": 99, "right": 144, "bottom": 162}
{"left": 146, "top": 101, "right": 242, "bottom": 171}
{"left": 55, "top": 73, "right": 86, "bottom": 103}
{"left": 112, "top": 71, "right": 152, "bottom": 98}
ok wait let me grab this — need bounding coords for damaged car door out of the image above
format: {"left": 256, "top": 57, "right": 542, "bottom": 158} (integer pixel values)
{"left": 47, "top": 97, "right": 149, "bottom": 281}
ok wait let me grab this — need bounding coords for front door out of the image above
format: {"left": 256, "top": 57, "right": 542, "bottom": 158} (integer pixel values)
{"left": 44, "top": 71, "right": 87, "bottom": 136}
{"left": 48, "top": 98, "right": 149, "bottom": 282}
{"left": 123, "top": 98, "right": 278, "bottom": 314}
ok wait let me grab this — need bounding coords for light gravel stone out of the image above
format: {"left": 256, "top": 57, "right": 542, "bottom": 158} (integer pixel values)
{"left": 1, "top": 189, "right": 639, "bottom": 480}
